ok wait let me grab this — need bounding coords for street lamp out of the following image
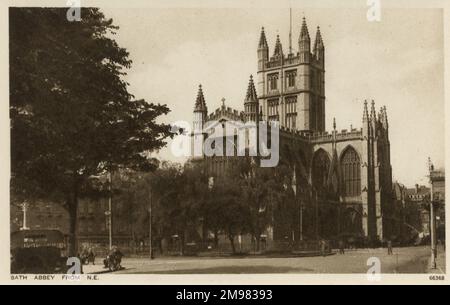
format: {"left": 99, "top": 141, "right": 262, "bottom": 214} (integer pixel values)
{"left": 428, "top": 158, "right": 437, "bottom": 269}
{"left": 107, "top": 171, "right": 113, "bottom": 250}
{"left": 20, "top": 201, "right": 30, "bottom": 231}
{"left": 148, "top": 187, "right": 154, "bottom": 259}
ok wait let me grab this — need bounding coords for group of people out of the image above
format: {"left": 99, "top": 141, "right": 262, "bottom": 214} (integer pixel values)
{"left": 80, "top": 247, "right": 96, "bottom": 265}
{"left": 334, "top": 239, "right": 394, "bottom": 255}
{"left": 104, "top": 246, "right": 124, "bottom": 270}
{"left": 79, "top": 246, "right": 124, "bottom": 270}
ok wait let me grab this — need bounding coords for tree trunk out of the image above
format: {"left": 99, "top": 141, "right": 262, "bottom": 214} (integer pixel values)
{"left": 158, "top": 238, "right": 163, "bottom": 255}
{"left": 202, "top": 218, "right": 208, "bottom": 250}
{"left": 180, "top": 231, "right": 185, "bottom": 256}
{"left": 68, "top": 193, "right": 79, "bottom": 257}
{"left": 214, "top": 230, "right": 219, "bottom": 249}
{"left": 255, "top": 216, "right": 261, "bottom": 252}
{"left": 132, "top": 231, "right": 137, "bottom": 254}
{"left": 228, "top": 234, "right": 236, "bottom": 254}
{"left": 256, "top": 233, "right": 261, "bottom": 252}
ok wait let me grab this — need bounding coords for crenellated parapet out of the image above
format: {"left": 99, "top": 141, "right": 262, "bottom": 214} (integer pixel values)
{"left": 207, "top": 104, "right": 244, "bottom": 122}
{"left": 310, "top": 129, "right": 363, "bottom": 144}
{"left": 265, "top": 54, "right": 323, "bottom": 70}
{"left": 278, "top": 125, "right": 362, "bottom": 143}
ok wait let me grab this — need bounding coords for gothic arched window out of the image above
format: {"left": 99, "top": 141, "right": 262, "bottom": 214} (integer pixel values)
{"left": 312, "top": 149, "right": 330, "bottom": 190}
{"left": 341, "top": 147, "right": 361, "bottom": 196}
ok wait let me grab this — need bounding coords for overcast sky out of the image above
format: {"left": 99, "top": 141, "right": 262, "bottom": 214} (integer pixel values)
{"left": 100, "top": 6, "right": 444, "bottom": 188}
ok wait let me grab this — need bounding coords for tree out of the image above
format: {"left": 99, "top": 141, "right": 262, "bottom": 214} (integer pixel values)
{"left": 238, "top": 159, "right": 295, "bottom": 251}
{"left": 148, "top": 163, "right": 187, "bottom": 253}
{"left": 204, "top": 163, "right": 252, "bottom": 254}
{"left": 10, "top": 8, "right": 172, "bottom": 256}
{"left": 106, "top": 169, "right": 152, "bottom": 253}
{"left": 179, "top": 163, "right": 210, "bottom": 250}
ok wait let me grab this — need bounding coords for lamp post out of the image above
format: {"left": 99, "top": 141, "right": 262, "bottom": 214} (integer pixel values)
{"left": 149, "top": 187, "right": 154, "bottom": 259}
{"left": 106, "top": 171, "right": 113, "bottom": 251}
{"left": 20, "top": 201, "right": 30, "bottom": 231}
{"left": 428, "top": 158, "right": 437, "bottom": 269}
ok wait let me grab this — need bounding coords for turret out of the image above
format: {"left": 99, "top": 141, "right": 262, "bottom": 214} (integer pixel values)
{"left": 244, "top": 75, "right": 259, "bottom": 122}
{"left": 313, "top": 26, "right": 325, "bottom": 64}
{"left": 258, "top": 27, "right": 269, "bottom": 71}
{"left": 363, "top": 100, "right": 369, "bottom": 121}
{"left": 362, "top": 100, "right": 370, "bottom": 138}
{"left": 298, "top": 17, "right": 311, "bottom": 63}
{"left": 380, "top": 106, "right": 389, "bottom": 130}
{"left": 370, "top": 100, "right": 377, "bottom": 134}
{"left": 193, "top": 84, "right": 207, "bottom": 132}
{"left": 272, "top": 35, "right": 284, "bottom": 61}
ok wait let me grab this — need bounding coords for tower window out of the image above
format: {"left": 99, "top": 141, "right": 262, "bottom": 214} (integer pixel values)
{"left": 286, "top": 70, "right": 297, "bottom": 88}
{"left": 286, "top": 114, "right": 296, "bottom": 129}
{"left": 285, "top": 96, "right": 297, "bottom": 129}
{"left": 268, "top": 99, "right": 278, "bottom": 115}
{"left": 268, "top": 99, "right": 279, "bottom": 121}
{"left": 268, "top": 73, "right": 279, "bottom": 91}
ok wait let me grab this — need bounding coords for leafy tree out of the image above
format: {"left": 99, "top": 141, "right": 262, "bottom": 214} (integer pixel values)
{"left": 179, "top": 163, "right": 211, "bottom": 249}
{"left": 106, "top": 169, "right": 152, "bottom": 253}
{"left": 204, "top": 163, "right": 251, "bottom": 254}
{"left": 238, "top": 159, "right": 295, "bottom": 251}
{"left": 149, "top": 163, "right": 188, "bottom": 253}
{"left": 10, "top": 8, "right": 172, "bottom": 256}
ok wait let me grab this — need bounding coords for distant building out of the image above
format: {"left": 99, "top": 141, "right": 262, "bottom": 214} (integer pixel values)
{"left": 10, "top": 201, "right": 70, "bottom": 235}
{"left": 10, "top": 196, "right": 134, "bottom": 252}
{"left": 77, "top": 198, "right": 133, "bottom": 250}
{"left": 392, "top": 170, "right": 445, "bottom": 244}
{"left": 392, "top": 183, "right": 429, "bottom": 241}
{"left": 405, "top": 184, "right": 432, "bottom": 236}
{"left": 430, "top": 169, "right": 445, "bottom": 241}
{"left": 407, "top": 184, "right": 430, "bottom": 203}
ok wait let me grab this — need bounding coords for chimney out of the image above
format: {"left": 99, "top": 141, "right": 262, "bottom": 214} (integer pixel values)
{"left": 415, "top": 184, "right": 419, "bottom": 194}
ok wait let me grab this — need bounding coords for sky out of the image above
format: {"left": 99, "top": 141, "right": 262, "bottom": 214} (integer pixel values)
{"left": 100, "top": 6, "right": 445, "bottom": 188}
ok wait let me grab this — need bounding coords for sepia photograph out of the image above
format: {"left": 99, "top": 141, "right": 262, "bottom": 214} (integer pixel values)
{"left": 3, "top": 0, "right": 449, "bottom": 287}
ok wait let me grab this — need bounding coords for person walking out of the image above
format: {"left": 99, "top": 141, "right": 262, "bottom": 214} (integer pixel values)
{"left": 320, "top": 240, "right": 327, "bottom": 257}
{"left": 338, "top": 239, "right": 345, "bottom": 255}
{"left": 87, "top": 247, "right": 96, "bottom": 265}
{"left": 387, "top": 240, "right": 393, "bottom": 255}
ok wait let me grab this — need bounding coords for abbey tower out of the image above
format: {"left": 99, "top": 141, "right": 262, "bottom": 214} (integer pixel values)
{"left": 257, "top": 18, "right": 325, "bottom": 132}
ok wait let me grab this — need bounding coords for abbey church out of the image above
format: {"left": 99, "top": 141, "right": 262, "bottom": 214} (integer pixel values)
{"left": 190, "top": 18, "right": 395, "bottom": 244}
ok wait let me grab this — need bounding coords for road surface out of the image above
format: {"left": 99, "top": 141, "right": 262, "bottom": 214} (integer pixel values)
{"left": 83, "top": 246, "right": 445, "bottom": 274}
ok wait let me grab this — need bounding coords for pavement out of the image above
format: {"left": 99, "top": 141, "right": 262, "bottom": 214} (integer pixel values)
{"left": 83, "top": 246, "right": 444, "bottom": 274}
{"left": 82, "top": 262, "right": 109, "bottom": 274}
{"left": 428, "top": 244, "right": 446, "bottom": 274}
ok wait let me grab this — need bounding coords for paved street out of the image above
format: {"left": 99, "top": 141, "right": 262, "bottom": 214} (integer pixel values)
{"left": 83, "top": 246, "right": 445, "bottom": 274}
